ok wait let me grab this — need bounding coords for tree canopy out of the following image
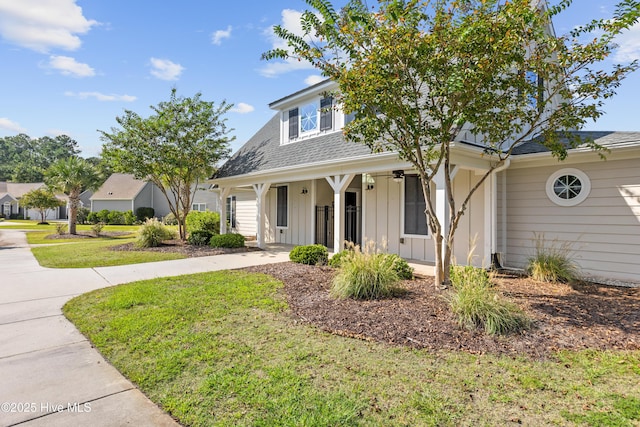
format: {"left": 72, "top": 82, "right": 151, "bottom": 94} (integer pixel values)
{"left": 263, "top": 0, "right": 640, "bottom": 286}
{"left": 19, "top": 188, "right": 63, "bottom": 224}
{"left": 100, "top": 89, "right": 234, "bottom": 240}
{"left": 0, "top": 134, "right": 81, "bottom": 182}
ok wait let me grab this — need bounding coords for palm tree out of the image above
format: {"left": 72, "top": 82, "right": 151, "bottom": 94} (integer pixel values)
{"left": 45, "top": 157, "right": 100, "bottom": 234}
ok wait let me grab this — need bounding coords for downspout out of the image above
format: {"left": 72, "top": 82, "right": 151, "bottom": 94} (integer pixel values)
{"left": 490, "top": 158, "right": 511, "bottom": 269}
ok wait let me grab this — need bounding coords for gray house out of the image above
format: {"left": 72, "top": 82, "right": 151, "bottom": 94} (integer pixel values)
{"left": 91, "top": 173, "right": 220, "bottom": 218}
{"left": 212, "top": 79, "right": 640, "bottom": 285}
{"left": 0, "top": 182, "right": 67, "bottom": 220}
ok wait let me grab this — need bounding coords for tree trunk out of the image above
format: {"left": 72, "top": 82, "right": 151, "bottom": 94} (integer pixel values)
{"left": 68, "top": 196, "right": 79, "bottom": 234}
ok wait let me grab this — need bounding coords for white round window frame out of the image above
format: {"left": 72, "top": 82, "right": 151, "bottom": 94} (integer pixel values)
{"left": 545, "top": 168, "right": 591, "bottom": 207}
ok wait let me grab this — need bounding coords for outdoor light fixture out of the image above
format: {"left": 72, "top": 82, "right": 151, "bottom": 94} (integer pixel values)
{"left": 301, "top": 187, "right": 308, "bottom": 195}
{"left": 363, "top": 173, "right": 375, "bottom": 191}
{"left": 392, "top": 170, "right": 404, "bottom": 183}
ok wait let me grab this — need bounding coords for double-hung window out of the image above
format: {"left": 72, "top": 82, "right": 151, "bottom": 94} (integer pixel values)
{"left": 403, "top": 175, "right": 428, "bottom": 236}
{"left": 276, "top": 186, "right": 288, "bottom": 228}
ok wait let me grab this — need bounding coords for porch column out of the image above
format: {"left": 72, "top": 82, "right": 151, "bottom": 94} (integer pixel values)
{"left": 484, "top": 173, "right": 493, "bottom": 268}
{"left": 309, "top": 180, "right": 317, "bottom": 244}
{"left": 218, "top": 186, "right": 231, "bottom": 234}
{"left": 252, "top": 182, "right": 271, "bottom": 249}
{"left": 325, "top": 174, "right": 355, "bottom": 251}
{"left": 434, "top": 166, "right": 458, "bottom": 262}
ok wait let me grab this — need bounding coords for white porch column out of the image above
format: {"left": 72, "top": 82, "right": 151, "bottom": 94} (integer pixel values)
{"left": 434, "top": 166, "right": 458, "bottom": 262}
{"left": 252, "top": 182, "right": 270, "bottom": 249}
{"left": 309, "top": 180, "right": 317, "bottom": 244}
{"left": 325, "top": 174, "right": 354, "bottom": 251}
{"left": 218, "top": 186, "right": 231, "bottom": 234}
{"left": 484, "top": 173, "right": 493, "bottom": 268}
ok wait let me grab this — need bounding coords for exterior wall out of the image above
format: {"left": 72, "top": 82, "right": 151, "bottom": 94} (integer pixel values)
{"left": 233, "top": 191, "right": 257, "bottom": 237}
{"left": 147, "top": 184, "right": 172, "bottom": 218}
{"left": 267, "top": 180, "right": 315, "bottom": 246}
{"left": 451, "top": 170, "right": 487, "bottom": 267}
{"left": 91, "top": 200, "right": 133, "bottom": 213}
{"left": 504, "top": 158, "right": 640, "bottom": 282}
{"left": 133, "top": 183, "right": 153, "bottom": 215}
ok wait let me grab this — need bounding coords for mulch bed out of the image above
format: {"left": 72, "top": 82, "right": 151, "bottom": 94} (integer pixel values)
{"left": 244, "top": 262, "right": 640, "bottom": 359}
{"left": 102, "top": 239, "right": 640, "bottom": 359}
{"left": 108, "top": 239, "right": 261, "bottom": 257}
{"left": 45, "top": 231, "right": 132, "bottom": 239}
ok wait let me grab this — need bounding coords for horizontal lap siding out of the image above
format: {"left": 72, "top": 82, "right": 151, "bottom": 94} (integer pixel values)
{"left": 505, "top": 159, "right": 640, "bottom": 282}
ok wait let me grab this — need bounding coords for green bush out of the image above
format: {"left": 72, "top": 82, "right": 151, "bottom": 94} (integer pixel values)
{"left": 107, "top": 210, "right": 125, "bottom": 225}
{"left": 448, "top": 265, "right": 531, "bottom": 335}
{"left": 136, "top": 218, "right": 176, "bottom": 248}
{"left": 123, "top": 210, "right": 136, "bottom": 225}
{"left": 209, "top": 233, "right": 245, "bottom": 248}
{"left": 87, "top": 211, "right": 99, "bottom": 224}
{"left": 135, "top": 207, "right": 155, "bottom": 222}
{"left": 331, "top": 246, "right": 402, "bottom": 300}
{"left": 77, "top": 207, "right": 90, "bottom": 224}
{"left": 187, "top": 230, "right": 213, "bottom": 246}
{"left": 526, "top": 234, "right": 579, "bottom": 283}
{"left": 329, "top": 250, "right": 413, "bottom": 279}
{"left": 163, "top": 212, "right": 178, "bottom": 225}
{"left": 97, "top": 209, "right": 110, "bottom": 224}
{"left": 289, "top": 244, "right": 329, "bottom": 265}
{"left": 186, "top": 210, "right": 220, "bottom": 235}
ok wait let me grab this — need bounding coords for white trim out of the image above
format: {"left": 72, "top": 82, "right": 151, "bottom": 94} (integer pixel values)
{"left": 545, "top": 168, "right": 591, "bottom": 207}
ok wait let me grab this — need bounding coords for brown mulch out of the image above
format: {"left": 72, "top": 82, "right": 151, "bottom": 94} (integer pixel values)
{"left": 108, "top": 239, "right": 260, "bottom": 257}
{"left": 243, "top": 262, "right": 640, "bottom": 359}
{"left": 45, "top": 231, "right": 132, "bottom": 239}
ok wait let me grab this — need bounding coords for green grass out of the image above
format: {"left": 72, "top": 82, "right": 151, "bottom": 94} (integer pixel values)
{"left": 31, "top": 237, "right": 185, "bottom": 268}
{"left": 64, "top": 270, "right": 640, "bottom": 426}
{"left": 26, "top": 225, "right": 138, "bottom": 244}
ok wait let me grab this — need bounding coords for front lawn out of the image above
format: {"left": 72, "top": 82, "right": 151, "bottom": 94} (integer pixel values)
{"left": 64, "top": 270, "right": 640, "bottom": 426}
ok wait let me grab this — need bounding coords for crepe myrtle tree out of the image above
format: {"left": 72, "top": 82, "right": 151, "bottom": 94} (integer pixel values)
{"left": 19, "top": 187, "right": 64, "bottom": 224}
{"left": 100, "top": 89, "right": 234, "bottom": 240}
{"left": 263, "top": 0, "right": 639, "bottom": 288}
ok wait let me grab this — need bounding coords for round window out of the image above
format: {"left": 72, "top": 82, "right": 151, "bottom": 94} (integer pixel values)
{"left": 545, "top": 168, "right": 590, "bottom": 206}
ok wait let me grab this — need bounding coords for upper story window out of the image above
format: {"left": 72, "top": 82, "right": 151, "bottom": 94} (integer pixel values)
{"left": 287, "top": 97, "right": 333, "bottom": 142}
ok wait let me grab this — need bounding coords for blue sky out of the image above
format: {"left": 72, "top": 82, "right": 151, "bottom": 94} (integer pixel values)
{"left": 1, "top": 0, "right": 639, "bottom": 158}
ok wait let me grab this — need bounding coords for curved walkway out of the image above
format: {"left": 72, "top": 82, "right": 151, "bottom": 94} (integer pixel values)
{"left": 0, "top": 228, "right": 291, "bottom": 427}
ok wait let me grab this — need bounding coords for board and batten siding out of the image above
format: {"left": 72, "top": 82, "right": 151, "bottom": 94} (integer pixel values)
{"left": 233, "top": 192, "right": 257, "bottom": 237}
{"left": 505, "top": 158, "right": 640, "bottom": 282}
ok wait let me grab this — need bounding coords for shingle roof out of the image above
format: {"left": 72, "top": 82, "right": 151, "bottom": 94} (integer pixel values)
{"left": 5, "top": 182, "right": 44, "bottom": 198}
{"left": 91, "top": 173, "right": 148, "bottom": 200}
{"left": 512, "top": 131, "right": 640, "bottom": 155}
{"left": 215, "top": 114, "right": 372, "bottom": 178}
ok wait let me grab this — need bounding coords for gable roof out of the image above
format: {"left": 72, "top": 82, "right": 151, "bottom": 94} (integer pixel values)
{"left": 4, "top": 182, "right": 45, "bottom": 198}
{"left": 215, "top": 114, "right": 372, "bottom": 179}
{"left": 513, "top": 131, "right": 640, "bottom": 155}
{"left": 91, "top": 173, "right": 148, "bottom": 200}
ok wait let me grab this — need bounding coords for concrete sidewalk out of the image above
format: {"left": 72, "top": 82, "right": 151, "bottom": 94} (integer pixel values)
{"left": 0, "top": 228, "right": 291, "bottom": 427}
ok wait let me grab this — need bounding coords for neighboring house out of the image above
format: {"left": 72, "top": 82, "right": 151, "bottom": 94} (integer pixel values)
{"left": 91, "top": 173, "right": 221, "bottom": 218}
{"left": 212, "top": 78, "right": 640, "bottom": 284}
{"left": 0, "top": 181, "right": 67, "bottom": 220}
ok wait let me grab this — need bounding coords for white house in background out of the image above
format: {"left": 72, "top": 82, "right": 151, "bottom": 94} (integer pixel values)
{"left": 211, "top": 78, "right": 640, "bottom": 284}
{"left": 91, "top": 173, "right": 221, "bottom": 218}
{"left": 0, "top": 181, "right": 68, "bottom": 220}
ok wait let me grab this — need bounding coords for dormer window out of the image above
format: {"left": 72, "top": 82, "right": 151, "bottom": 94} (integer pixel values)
{"left": 286, "top": 97, "right": 334, "bottom": 142}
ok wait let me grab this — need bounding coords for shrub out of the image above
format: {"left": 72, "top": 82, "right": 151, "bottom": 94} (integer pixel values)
{"left": 77, "top": 207, "right": 90, "bottom": 224}
{"left": 331, "top": 243, "right": 403, "bottom": 300}
{"left": 123, "top": 210, "right": 136, "bottom": 225}
{"left": 136, "top": 218, "right": 176, "bottom": 248}
{"left": 328, "top": 250, "right": 349, "bottom": 268}
{"left": 329, "top": 250, "right": 413, "bottom": 279}
{"left": 86, "top": 211, "right": 99, "bottom": 224}
{"left": 187, "top": 230, "right": 213, "bottom": 246}
{"left": 210, "top": 233, "right": 245, "bottom": 248}
{"left": 448, "top": 265, "right": 531, "bottom": 335}
{"left": 91, "top": 222, "right": 105, "bottom": 236}
{"left": 289, "top": 244, "right": 329, "bottom": 265}
{"left": 135, "top": 207, "right": 155, "bottom": 222}
{"left": 526, "top": 233, "right": 579, "bottom": 283}
{"left": 107, "top": 210, "right": 125, "bottom": 225}
{"left": 96, "top": 209, "right": 110, "bottom": 224}
{"left": 55, "top": 223, "right": 67, "bottom": 235}
{"left": 163, "top": 212, "right": 178, "bottom": 225}
{"left": 186, "top": 210, "right": 220, "bottom": 235}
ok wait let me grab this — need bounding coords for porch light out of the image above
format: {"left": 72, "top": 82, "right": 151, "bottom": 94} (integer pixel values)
{"left": 301, "top": 187, "right": 308, "bottom": 195}
{"left": 362, "top": 173, "right": 375, "bottom": 191}
{"left": 392, "top": 170, "right": 404, "bottom": 183}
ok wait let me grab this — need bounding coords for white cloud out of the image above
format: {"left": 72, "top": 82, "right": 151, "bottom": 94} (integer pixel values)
{"left": 149, "top": 57, "right": 184, "bottom": 81}
{"left": 613, "top": 22, "right": 640, "bottom": 63}
{"left": 304, "top": 75, "right": 325, "bottom": 86}
{"left": 0, "top": 117, "right": 27, "bottom": 133}
{"left": 258, "top": 9, "right": 320, "bottom": 77}
{"left": 48, "top": 55, "right": 95, "bottom": 77}
{"left": 212, "top": 25, "right": 232, "bottom": 45}
{"left": 0, "top": 0, "right": 97, "bottom": 53}
{"left": 230, "top": 102, "right": 255, "bottom": 114}
{"left": 47, "top": 128, "right": 71, "bottom": 137}
{"left": 64, "top": 91, "right": 137, "bottom": 102}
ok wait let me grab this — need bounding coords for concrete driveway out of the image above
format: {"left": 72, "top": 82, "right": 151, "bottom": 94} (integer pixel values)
{"left": 0, "top": 228, "right": 290, "bottom": 426}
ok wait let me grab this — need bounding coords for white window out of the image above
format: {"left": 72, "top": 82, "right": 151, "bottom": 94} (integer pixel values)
{"left": 546, "top": 168, "right": 591, "bottom": 206}
{"left": 192, "top": 203, "right": 207, "bottom": 212}
{"left": 287, "top": 97, "right": 333, "bottom": 141}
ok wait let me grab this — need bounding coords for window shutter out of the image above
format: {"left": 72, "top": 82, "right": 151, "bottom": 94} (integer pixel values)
{"left": 320, "top": 97, "right": 333, "bottom": 131}
{"left": 288, "top": 108, "right": 299, "bottom": 140}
